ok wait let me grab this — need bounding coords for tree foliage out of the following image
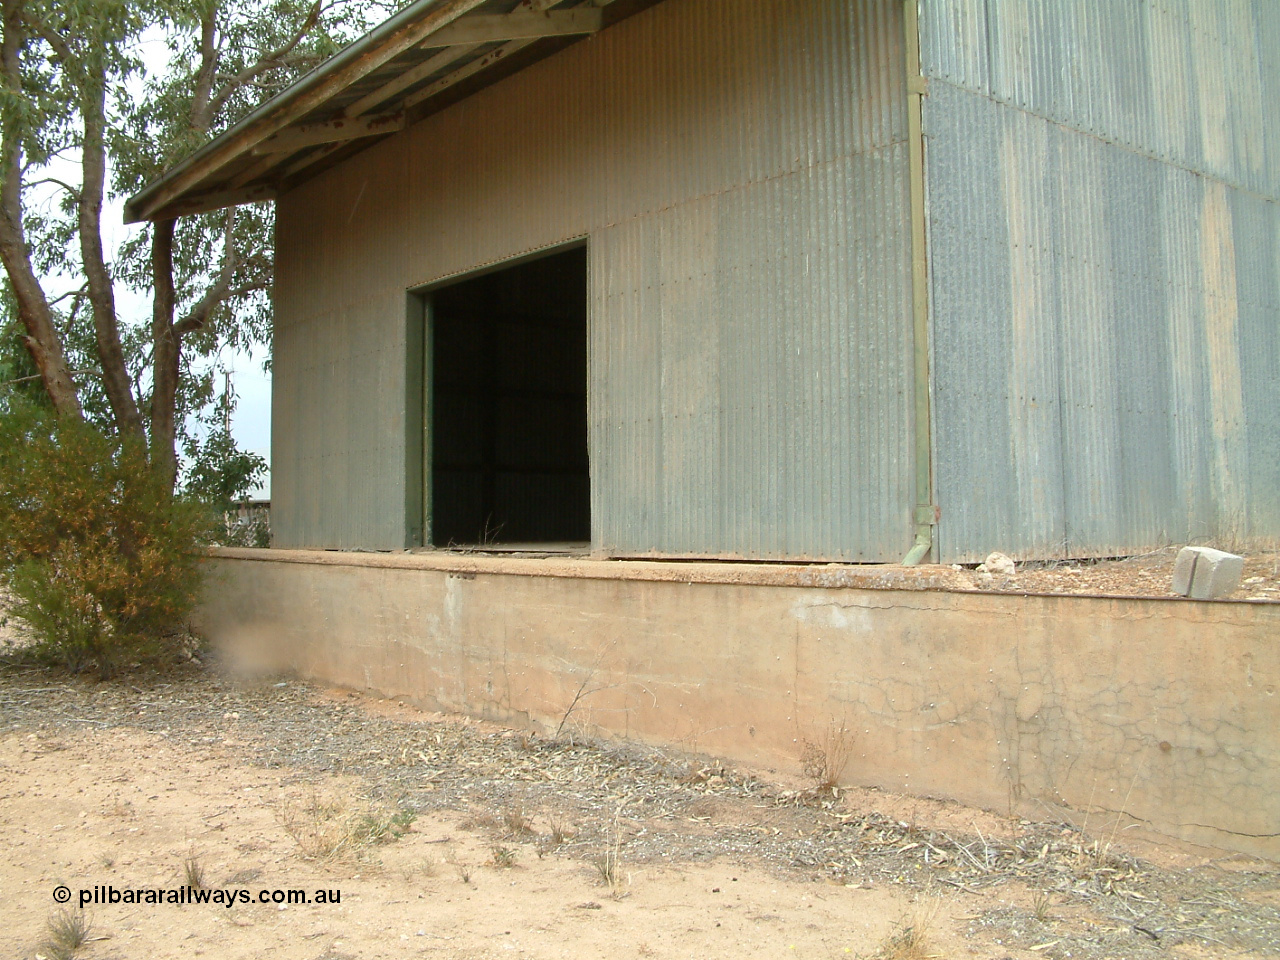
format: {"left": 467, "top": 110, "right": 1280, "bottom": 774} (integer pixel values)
{"left": 0, "top": 401, "right": 212, "bottom": 676}
{"left": 0, "top": 0, "right": 398, "bottom": 669}
{"left": 0, "top": 0, "right": 397, "bottom": 478}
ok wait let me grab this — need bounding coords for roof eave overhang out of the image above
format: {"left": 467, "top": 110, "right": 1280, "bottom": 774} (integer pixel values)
{"left": 125, "top": 0, "right": 646, "bottom": 223}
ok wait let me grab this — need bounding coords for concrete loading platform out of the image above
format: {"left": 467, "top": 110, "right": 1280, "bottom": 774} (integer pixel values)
{"left": 198, "top": 547, "right": 1280, "bottom": 860}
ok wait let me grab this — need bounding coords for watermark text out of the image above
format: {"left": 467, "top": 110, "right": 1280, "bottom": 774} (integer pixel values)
{"left": 54, "top": 884, "right": 341, "bottom": 909}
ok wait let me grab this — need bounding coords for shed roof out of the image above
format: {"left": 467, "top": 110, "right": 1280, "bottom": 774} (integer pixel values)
{"left": 124, "top": 0, "right": 655, "bottom": 223}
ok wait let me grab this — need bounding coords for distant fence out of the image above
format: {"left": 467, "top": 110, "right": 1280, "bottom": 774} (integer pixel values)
{"left": 221, "top": 500, "right": 270, "bottom": 548}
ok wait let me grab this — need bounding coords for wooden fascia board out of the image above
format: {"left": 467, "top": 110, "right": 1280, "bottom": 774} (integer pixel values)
{"left": 150, "top": 184, "right": 276, "bottom": 220}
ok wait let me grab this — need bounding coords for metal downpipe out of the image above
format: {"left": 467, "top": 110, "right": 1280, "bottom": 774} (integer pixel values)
{"left": 901, "top": 0, "right": 936, "bottom": 566}
{"left": 903, "top": 528, "right": 931, "bottom": 567}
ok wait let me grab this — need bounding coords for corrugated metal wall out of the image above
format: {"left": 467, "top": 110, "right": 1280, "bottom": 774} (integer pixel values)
{"left": 273, "top": 0, "right": 915, "bottom": 557}
{"left": 921, "top": 0, "right": 1280, "bottom": 561}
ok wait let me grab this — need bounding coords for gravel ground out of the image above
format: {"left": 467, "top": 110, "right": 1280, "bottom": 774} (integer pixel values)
{"left": 933, "top": 546, "right": 1280, "bottom": 600}
{"left": 1, "top": 659, "right": 1277, "bottom": 958}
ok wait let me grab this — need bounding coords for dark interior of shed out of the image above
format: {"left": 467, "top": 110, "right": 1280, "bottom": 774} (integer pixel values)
{"left": 429, "top": 246, "right": 589, "bottom": 547}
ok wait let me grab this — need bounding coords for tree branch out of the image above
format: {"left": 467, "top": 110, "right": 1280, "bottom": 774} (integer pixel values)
{"left": 0, "top": 0, "right": 81, "bottom": 417}
{"left": 47, "top": 282, "right": 88, "bottom": 307}
{"left": 19, "top": 10, "right": 73, "bottom": 63}
{"left": 1, "top": 368, "right": 99, "bottom": 387}
{"left": 222, "top": 281, "right": 270, "bottom": 299}
{"left": 21, "top": 176, "right": 82, "bottom": 201}
{"left": 78, "top": 62, "right": 145, "bottom": 442}
{"left": 150, "top": 217, "right": 179, "bottom": 487}
{"left": 205, "top": 0, "right": 323, "bottom": 123}
{"left": 188, "top": 7, "right": 219, "bottom": 133}
{"left": 172, "top": 208, "right": 239, "bottom": 337}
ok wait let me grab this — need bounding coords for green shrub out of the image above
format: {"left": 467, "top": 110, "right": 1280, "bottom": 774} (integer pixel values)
{"left": 0, "top": 404, "right": 211, "bottom": 677}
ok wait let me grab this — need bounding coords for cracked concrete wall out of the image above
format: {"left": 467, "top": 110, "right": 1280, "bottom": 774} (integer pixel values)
{"left": 197, "top": 550, "right": 1280, "bottom": 859}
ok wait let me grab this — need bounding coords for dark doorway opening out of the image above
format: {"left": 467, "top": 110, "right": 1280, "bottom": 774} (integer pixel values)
{"left": 429, "top": 246, "right": 589, "bottom": 547}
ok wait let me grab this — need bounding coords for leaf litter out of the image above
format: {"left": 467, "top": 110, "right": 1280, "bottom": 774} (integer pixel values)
{"left": 1, "top": 660, "right": 1278, "bottom": 958}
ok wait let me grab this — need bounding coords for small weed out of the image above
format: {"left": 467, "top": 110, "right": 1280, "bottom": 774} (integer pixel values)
{"left": 98, "top": 852, "right": 114, "bottom": 869}
{"left": 801, "top": 718, "right": 855, "bottom": 791}
{"left": 1032, "top": 889, "right": 1052, "bottom": 922}
{"left": 502, "top": 807, "right": 534, "bottom": 838}
{"left": 447, "top": 849, "right": 473, "bottom": 884}
{"left": 279, "top": 791, "right": 415, "bottom": 861}
{"left": 548, "top": 814, "right": 574, "bottom": 845}
{"left": 41, "top": 907, "right": 92, "bottom": 960}
{"left": 400, "top": 857, "right": 438, "bottom": 883}
{"left": 490, "top": 844, "right": 517, "bottom": 868}
{"left": 444, "top": 844, "right": 472, "bottom": 884}
{"left": 593, "top": 846, "right": 621, "bottom": 887}
{"left": 593, "top": 817, "right": 627, "bottom": 898}
{"left": 350, "top": 807, "right": 416, "bottom": 845}
{"left": 183, "top": 848, "right": 205, "bottom": 889}
{"left": 872, "top": 913, "right": 939, "bottom": 960}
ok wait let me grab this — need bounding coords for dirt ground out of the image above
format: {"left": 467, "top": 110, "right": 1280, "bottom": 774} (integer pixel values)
{"left": 1, "top": 663, "right": 1277, "bottom": 960}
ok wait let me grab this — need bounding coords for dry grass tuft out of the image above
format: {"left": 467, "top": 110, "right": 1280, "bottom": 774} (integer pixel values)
{"left": 593, "top": 844, "right": 622, "bottom": 889}
{"left": 41, "top": 907, "right": 92, "bottom": 960}
{"left": 459, "top": 811, "right": 502, "bottom": 832}
{"left": 547, "top": 813, "right": 574, "bottom": 845}
{"left": 502, "top": 806, "right": 535, "bottom": 838}
{"left": 399, "top": 858, "right": 438, "bottom": 883}
{"left": 279, "top": 791, "right": 415, "bottom": 861}
{"left": 801, "top": 718, "right": 855, "bottom": 791}
{"left": 872, "top": 907, "right": 942, "bottom": 960}
{"left": 537, "top": 812, "right": 575, "bottom": 858}
{"left": 593, "top": 813, "right": 629, "bottom": 898}
{"left": 446, "top": 847, "right": 472, "bottom": 884}
{"left": 490, "top": 844, "right": 517, "bottom": 868}
{"left": 183, "top": 847, "right": 205, "bottom": 889}
{"left": 1032, "top": 888, "right": 1053, "bottom": 922}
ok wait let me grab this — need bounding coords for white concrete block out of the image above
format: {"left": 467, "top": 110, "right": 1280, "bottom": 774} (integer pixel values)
{"left": 1172, "top": 546, "right": 1245, "bottom": 600}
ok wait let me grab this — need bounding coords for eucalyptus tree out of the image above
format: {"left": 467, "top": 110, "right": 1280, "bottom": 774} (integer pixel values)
{"left": 0, "top": 0, "right": 394, "bottom": 490}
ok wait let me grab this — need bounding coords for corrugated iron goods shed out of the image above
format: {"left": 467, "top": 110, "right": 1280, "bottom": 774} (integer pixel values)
{"left": 131, "top": 0, "right": 1280, "bottom": 563}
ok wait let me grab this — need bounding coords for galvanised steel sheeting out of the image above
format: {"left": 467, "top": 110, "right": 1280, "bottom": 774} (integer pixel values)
{"left": 921, "top": 0, "right": 1280, "bottom": 561}
{"left": 919, "top": 0, "right": 1279, "bottom": 199}
{"left": 272, "top": 139, "right": 414, "bottom": 550}
{"left": 272, "top": 0, "right": 915, "bottom": 557}
{"left": 593, "top": 147, "right": 912, "bottom": 558}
